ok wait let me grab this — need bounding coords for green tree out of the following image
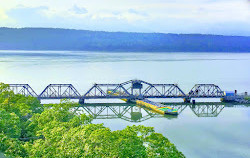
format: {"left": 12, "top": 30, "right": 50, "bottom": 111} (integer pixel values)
{"left": 0, "top": 133, "right": 27, "bottom": 158}
{"left": 0, "top": 83, "right": 185, "bottom": 158}
{"left": 0, "top": 109, "right": 21, "bottom": 138}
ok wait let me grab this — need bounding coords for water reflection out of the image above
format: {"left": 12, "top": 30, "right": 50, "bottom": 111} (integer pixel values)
{"left": 189, "top": 104, "right": 224, "bottom": 117}
{"left": 75, "top": 103, "right": 249, "bottom": 122}
{"left": 78, "top": 104, "right": 162, "bottom": 122}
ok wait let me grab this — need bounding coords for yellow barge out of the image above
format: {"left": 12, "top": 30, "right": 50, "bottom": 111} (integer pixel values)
{"left": 107, "top": 89, "right": 178, "bottom": 115}
{"left": 136, "top": 99, "right": 178, "bottom": 115}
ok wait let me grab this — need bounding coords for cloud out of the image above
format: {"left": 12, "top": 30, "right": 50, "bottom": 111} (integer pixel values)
{"left": 128, "top": 9, "right": 148, "bottom": 16}
{"left": 7, "top": 6, "right": 48, "bottom": 21}
{"left": 4, "top": 6, "right": 54, "bottom": 27}
{"left": 0, "top": 9, "right": 8, "bottom": 20}
{"left": 0, "top": 0, "right": 250, "bottom": 35}
{"left": 71, "top": 5, "right": 88, "bottom": 14}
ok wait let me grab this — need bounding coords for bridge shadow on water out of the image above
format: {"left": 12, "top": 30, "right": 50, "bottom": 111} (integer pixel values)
{"left": 74, "top": 103, "right": 249, "bottom": 122}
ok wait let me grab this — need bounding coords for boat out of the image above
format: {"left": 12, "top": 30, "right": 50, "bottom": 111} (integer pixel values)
{"left": 107, "top": 89, "right": 178, "bottom": 115}
{"left": 136, "top": 99, "right": 178, "bottom": 115}
{"left": 158, "top": 107, "right": 178, "bottom": 115}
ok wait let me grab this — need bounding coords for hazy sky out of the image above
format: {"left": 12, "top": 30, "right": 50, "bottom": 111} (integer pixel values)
{"left": 0, "top": 0, "right": 250, "bottom": 35}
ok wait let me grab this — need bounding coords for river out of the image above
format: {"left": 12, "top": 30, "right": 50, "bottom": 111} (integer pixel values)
{"left": 0, "top": 51, "right": 250, "bottom": 158}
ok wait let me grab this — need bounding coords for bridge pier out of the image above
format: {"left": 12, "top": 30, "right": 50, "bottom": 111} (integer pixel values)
{"left": 192, "top": 100, "right": 196, "bottom": 104}
{"left": 79, "top": 98, "right": 85, "bottom": 104}
{"left": 184, "top": 98, "right": 191, "bottom": 103}
{"left": 37, "top": 98, "right": 41, "bottom": 104}
{"left": 126, "top": 99, "right": 134, "bottom": 103}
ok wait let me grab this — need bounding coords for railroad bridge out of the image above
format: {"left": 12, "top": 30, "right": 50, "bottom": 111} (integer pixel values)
{"left": 7, "top": 79, "right": 224, "bottom": 104}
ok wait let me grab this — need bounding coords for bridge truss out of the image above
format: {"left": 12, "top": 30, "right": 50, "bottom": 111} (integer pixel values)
{"left": 82, "top": 80, "right": 186, "bottom": 101}
{"left": 83, "top": 84, "right": 131, "bottom": 99}
{"left": 8, "top": 84, "right": 37, "bottom": 97}
{"left": 39, "top": 84, "right": 81, "bottom": 99}
{"left": 6, "top": 80, "right": 225, "bottom": 103}
{"left": 188, "top": 84, "right": 224, "bottom": 98}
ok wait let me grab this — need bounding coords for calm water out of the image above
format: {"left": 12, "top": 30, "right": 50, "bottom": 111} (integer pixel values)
{"left": 0, "top": 51, "right": 250, "bottom": 158}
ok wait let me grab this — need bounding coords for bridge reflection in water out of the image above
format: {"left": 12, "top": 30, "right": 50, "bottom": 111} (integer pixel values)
{"left": 190, "top": 104, "right": 224, "bottom": 117}
{"left": 78, "top": 104, "right": 166, "bottom": 122}
{"left": 74, "top": 103, "right": 242, "bottom": 122}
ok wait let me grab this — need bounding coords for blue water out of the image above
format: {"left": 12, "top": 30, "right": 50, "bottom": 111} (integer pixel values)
{"left": 0, "top": 51, "right": 250, "bottom": 158}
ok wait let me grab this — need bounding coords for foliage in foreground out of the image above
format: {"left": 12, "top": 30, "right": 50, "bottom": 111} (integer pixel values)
{"left": 244, "top": 96, "right": 250, "bottom": 101}
{"left": 0, "top": 83, "right": 185, "bottom": 158}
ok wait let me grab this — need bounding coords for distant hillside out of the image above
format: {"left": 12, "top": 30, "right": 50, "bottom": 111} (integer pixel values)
{"left": 0, "top": 27, "right": 250, "bottom": 52}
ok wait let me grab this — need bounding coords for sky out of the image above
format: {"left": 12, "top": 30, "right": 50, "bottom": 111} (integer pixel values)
{"left": 0, "top": 0, "right": 250, "bottom": 35}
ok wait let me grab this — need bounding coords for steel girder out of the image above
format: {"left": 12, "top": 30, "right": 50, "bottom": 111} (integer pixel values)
{"left": 39, "top": 84, "right": 80, "bottom": 99}
{"left": 142, "top": 84, "right": 186, "bottom": 98}
{"left": 6, "top": 81, "right": 225, "bottom": 101}
{"left": 83, "top": 83, "right": 131, "bottom": 99}
{"left": 121, "top": 80, "right": 186, "bottom": 98}
{"left": 188, "top": 84, "right": 224, "bottom": 98}
{"left": 8, "top": 84, "right": 38, "bottom": 97}
{"left": 82, "top": 80, "right": 186, "bottom": 100}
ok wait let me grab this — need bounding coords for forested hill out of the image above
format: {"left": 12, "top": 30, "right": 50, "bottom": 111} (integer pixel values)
{"left": 0, "top": 27, "right": 250, "bottom": 52}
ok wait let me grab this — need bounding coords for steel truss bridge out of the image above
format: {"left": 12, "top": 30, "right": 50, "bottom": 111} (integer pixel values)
{"left": 7, "top": 80, "right": 225, "bottom": 103}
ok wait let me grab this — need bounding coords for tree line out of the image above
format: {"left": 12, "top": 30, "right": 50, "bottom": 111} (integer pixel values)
{"left": 0, "top": 28, "right": 249, "bottom": 52}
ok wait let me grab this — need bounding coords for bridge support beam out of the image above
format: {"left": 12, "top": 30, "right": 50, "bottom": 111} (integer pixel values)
{"left": 79, "top": 98, "right": 85, "bottom": 104}
{"left": 184, "top": 98, "right": 191, "bottom": 103}
{"left": 37, "top": 98, "right": 41, "bottom": 104}
{"left": 192, "top": 100, "right": 196, "bottom": 104}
